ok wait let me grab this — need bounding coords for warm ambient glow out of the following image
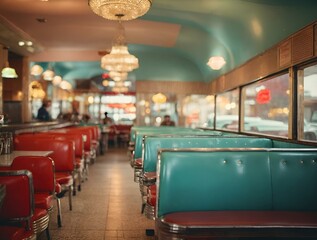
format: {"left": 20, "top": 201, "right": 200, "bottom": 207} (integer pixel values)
{"left": 101, "top": 45, "right": 139, "bottom": 72}
{"left": 1, "top": 62, "right": 18, "bottom": 78}
{"left": 101, "top": 21, "right": 139, "bottom": 72}
{"left": 42, "top": 69, "right": 55, "bottom": 81}
{"left": 30, "top": 81, "right": 45, "bottom": 99}
{"left": 52, "top": 75, "right": 62, "bottom": 86}
{"left": 207, "top": 56, "right": 226, "bottom": 70}
{"left": 88, "top": 0, "right": 152, "bottom": 21}
{"left": 59, "top": 80, "right": 72, "bottom": 90}
{"left": 109, "top": 71, "right": 128, "bottom": 81}
{"left": 30, "top": 64, "right": 43, "bottom": 76}
{"left": 152, "top": 93, "right": 167, "bottom": 104}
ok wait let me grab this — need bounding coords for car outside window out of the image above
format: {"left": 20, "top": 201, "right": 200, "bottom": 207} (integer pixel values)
{"left": 241, "top": 73, "right": 289, "bottom": 138}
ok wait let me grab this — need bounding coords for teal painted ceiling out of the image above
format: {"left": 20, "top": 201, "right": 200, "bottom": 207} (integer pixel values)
{"left": 1, "top": 0, "right": 317, "bottom": 89}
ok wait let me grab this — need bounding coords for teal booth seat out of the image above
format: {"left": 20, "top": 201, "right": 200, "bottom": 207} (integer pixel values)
{"left": 143, "top": 136, "right": 273, "bottom": 173}
{"left": 133, "top": 128, "right": 224, "bottom": 162}
{"left": 156, "top": 147, "right": 317, "bottom": 219}
{"left": 269, "top": 149, "right": 317, "bottom": 210}
{"left": 157, "top": 149, "right": 273, "bottom": 217}
{"left": 143, "top": 136, "right": 314, "bottom": 174}
{"left": 130, "top": 126, "right": 195, "bottom": 143}
{"left": 129, "top": 126, "right": 226, "bottom": 146}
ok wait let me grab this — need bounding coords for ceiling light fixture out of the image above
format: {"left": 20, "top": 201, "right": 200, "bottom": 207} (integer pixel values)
{"left": 60, "top": 80, "right": 72, "bottom": 90}
{"left": 207, "top": 56, "right": 226, "bottom": 70}
{"left": 101, "top": 21, "right": 139, "bottom": 72}
{"left": 109, "top": 71, "right": 128, "bottom": 81}
{"left": 42, "top": 63, "right": 55, "bottom": 81}
{"left": 52, "top": 75, "right": 62, "bottom": 86}
{"left": 42, "top": 69, "right": 54, "bottom": 81}
{"left": 152, "top": 93, "right": 167, "bottom": 104}
{"left": 30, "top": 64, "right": 43, "bottom": 76}
{"left": 1, "top": 61, "right": 18, "bottom": 78}
{"left": 88, "top": 0, "right": 152, "bottom": 21}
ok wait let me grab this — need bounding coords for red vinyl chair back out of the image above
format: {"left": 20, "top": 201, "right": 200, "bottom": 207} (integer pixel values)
{"left": 50, "top": 133, "right": 84, "bottom": 159}
{"left": 11, "top": 156, "right": 55, "bottom": 194}
{"left": 14, "top": 137, "right": 75, "bottom": 173}
{"left": 79, "top": 126, "right": 99, "bottom": 141}
{"left": 20, "top": 132, "right": 84, "bottom": 159}
{"left": 63, "top": 128, "right": 92, "bottom": 152}
{"left": 0, "top": 170, "right": 34, "bottom": 221}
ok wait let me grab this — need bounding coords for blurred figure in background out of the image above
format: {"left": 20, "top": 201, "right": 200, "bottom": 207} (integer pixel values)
{"left": 103, "top": 112, "right": 113, "bottom": 125}
{"left": 160, "top": 115, "right": 175, "bottom": 126}
{"left": 81, "top": 114, "right": 91, "bottom": 123}
{"left": 37, "top": 100, "right": 51, "bottom": 121}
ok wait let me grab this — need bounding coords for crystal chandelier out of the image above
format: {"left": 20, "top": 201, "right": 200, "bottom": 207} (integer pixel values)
{"left": 101, "top": 46, "right": 138, "bottom": 72}
{"left": 88, "top": 0, "right": 152, "bottom": 21}
{"left": 101, "top": 21, "right": 139, "bottom": 72}
{"left": 109, "top": 71, "right": 128, "bottom": 81}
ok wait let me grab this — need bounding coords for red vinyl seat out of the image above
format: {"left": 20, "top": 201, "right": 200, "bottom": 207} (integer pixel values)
{"left": 78, "top": 125, "right": 100, "bottom": 154}
{"left": 0, "top": 170, "right": 36, "bottom": 240}
{"left": 11, "top": 156, "right": 55, "bottom": 239}
{"left": 14, "top": 136, "right": 75, "bottom": 228}
{"left": 11, "top": 156, "right": 55, "bottom": 211}
{"left": 38, "top": 131, "right": 85, "bottom": 193}
{"left": 62, "top": 127, "right": 94, "bottom": 165}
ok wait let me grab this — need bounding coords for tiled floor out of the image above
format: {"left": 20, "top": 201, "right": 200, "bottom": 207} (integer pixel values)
{"left": 38, "top": 147, "right": 155, "bottom": 240}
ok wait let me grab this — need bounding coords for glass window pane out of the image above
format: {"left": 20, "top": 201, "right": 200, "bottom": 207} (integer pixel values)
{"left": 182, "top": 95, "right": 214, "bottom": 128}
{"left": 215, "top": 89, "right": 239, "bottom": 131}
{"left": 136, "top": 93, "right": 177, "bottom": 126}
{"left": 241, "top": 73, "right": 289, "bottom": 138}
{"left": 298, "top": 64, "right": 317, "bottom": 142}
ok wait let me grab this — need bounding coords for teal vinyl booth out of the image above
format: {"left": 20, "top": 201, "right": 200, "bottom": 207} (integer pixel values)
{"left": 155, "top": 148, "right": 317, "bottom": 239}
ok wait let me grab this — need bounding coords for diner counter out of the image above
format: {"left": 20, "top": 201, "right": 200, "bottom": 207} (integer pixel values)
{"left": 0, "top": 121, "right": 74, "bottom": 134}
{"left": 0, "top": 150, "right": 54, "bottom": 166}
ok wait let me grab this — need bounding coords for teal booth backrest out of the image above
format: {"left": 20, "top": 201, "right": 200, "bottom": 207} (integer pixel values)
{"left": 134, "top": 129, "right": 224, "bottom": 160}
{"left": 269, "top": 149, "right": 317, "bottom": 210}
{"left": 157, "top": 149, "right": 273, "bottom": 218}
{"left": 143, "top": 137, "right": 273, "bottom": 173}
{"left": 272, "top": 140, "right": 313, "bottom": 148}
{"left": 130, "top": 126, "right": 195, "bottom": 143}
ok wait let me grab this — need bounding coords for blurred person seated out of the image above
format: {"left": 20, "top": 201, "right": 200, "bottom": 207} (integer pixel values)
{"left": 37, "top": 99, "right": 51, "bottom": 121}
{"left": 81, "top": 114, "right": 91, "bottom": 123}
{"left": 160, "top": 115, "right": 175, "bottom": 126}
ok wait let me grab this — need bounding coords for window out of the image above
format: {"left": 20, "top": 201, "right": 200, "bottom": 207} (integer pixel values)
{"left": 182, "top": 95, "right": 214, "bottom": 128}
{"left": 241, "top": 73, "right": 289, "bottom": 138}
{"left": 136, "top": 93, "right": 177, "bottom": 126}
{"left": 298, "top": 64, "right": 317, "bottom": 142}
{"left": 215, "top": 89, "right": 239, "bottom": 131}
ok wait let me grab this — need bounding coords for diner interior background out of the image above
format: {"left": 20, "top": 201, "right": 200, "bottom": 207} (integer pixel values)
{"left": 0, "top": 0, "right": 317, "bottom": 128}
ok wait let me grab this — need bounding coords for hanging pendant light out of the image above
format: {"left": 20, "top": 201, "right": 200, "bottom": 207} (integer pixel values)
{"left": 88, "top": 0, "right": 152, "bottom": 21}
{"left": 101, "top": 20, "right": 139, "bottom": 72}
{"left": 1, "top": 61, "right": 18, "bottom": 78}
{"left": 42, "top": 62, "right": 56, "bottom": 81}
{"left": 30, "top": 64, "right": 43, "bottom": 76}
{"left": 109, "top": 71, "right": 128, "bottom": 82}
